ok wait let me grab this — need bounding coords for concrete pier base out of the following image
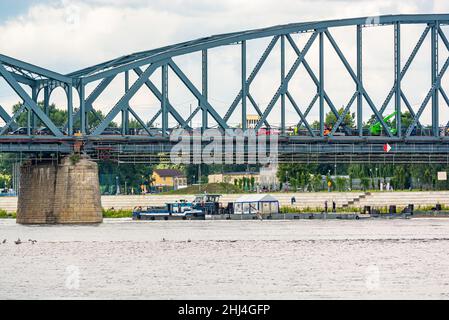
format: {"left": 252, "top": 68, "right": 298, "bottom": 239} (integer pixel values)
{"left": 17, "top": 156, "right": 103, "bottom": 224}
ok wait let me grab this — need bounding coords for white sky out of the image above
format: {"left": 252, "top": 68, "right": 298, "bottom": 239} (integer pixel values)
{"left": 1, "top": 0, "right": 449, "bottom": 128}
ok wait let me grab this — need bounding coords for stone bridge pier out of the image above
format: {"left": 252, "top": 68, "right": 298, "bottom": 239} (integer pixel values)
{"left": 17, "top": 155, "right": 103, "bottom": 224}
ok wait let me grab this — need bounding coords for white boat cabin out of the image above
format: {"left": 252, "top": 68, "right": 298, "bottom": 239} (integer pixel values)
{"left": 234, "top": 194, "right": 280, "bottom": 215}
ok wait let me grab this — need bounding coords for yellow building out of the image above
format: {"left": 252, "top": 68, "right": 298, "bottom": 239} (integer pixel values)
{"left": 152, "top": 169, "right": 187, "bottom": 191}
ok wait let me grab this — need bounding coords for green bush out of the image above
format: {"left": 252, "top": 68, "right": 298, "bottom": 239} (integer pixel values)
{"left": 335, "top": 177, "right": 348, "bottom": 192}
{"left": 360, "top": 177, "right": 370, "bottom": 191}
{"left": 0, "top": 209, "right": 16, "bottom": 219}
{"left": 69, "top": 153, "right": 81, "bottom": 165}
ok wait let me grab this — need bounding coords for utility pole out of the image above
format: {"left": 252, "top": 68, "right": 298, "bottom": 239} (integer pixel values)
{"left": 198, "top": 164, "right": 202, "bottom": 192}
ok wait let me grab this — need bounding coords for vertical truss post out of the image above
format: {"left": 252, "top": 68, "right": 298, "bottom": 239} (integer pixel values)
{"left": 431, "top": 22, "right": 440, "bottom": 136}
{"left": 319, "top": 31, "right": 325, "bottom": 136}
{"left": 44, "top": 85, "right": 50, "bottom": 116}
{"left": 27, "top": 104, "right": 31, "bottom": 136}
{"left": 357, "top": 25, "right": 363, "bottom": 137}
{"left": 281, "top": 35, "right": 286, "bottom": 134}
{"left": 395, "top": 22, "right": 401, "bottom": 136}
{"left": 202, "top": 49, "right": 208, "bottom": 131}
{"left": 162, "top": 64, "right": 169, "bottom": 136}
{"left": 79, "top": 80, "right": 86, "bottom": 134}
{"left": 122, "top": 71, "right": 130, "bottom": 135}
{"left": 241, "top": 40, "right": 247, "bottom": 131}
{"left": 67, "top": 85, "right": 73, "bottom": 136}
{"left": 31, "top": 86, "right": 38, "bottom": 132}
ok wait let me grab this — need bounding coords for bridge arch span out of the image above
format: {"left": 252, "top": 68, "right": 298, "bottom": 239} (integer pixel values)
{"left": 1, "top": 14, "right": 449, "bottom": 150}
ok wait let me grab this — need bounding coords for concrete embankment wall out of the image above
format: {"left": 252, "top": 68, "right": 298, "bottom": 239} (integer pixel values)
{"left": 2, "top": 191, "right": 449, "bottom": 213}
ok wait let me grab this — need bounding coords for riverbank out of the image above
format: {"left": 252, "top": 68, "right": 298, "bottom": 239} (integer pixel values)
{"left": 2, "top": 210, "right": 449, "bottom": 221}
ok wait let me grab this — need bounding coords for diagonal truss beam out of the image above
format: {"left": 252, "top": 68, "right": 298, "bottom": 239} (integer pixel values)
{"left": 297, "top": 93, "right": 319, "bottom": 128}
{"left": 285, "top": 34, "right": 346, "bottom": 132}
{"left": 91, "top": 63, "right": 160, "bottom": 136}
{"left": 148, "top": 109, "right": 162, "bottom": 128}
{"left": 127, "top": 107, "right": 153, "bottom": 135}
{"left": 328, "top": 92, "right": 357, "bottom": 137}
{"left": 401, "top": 91, "right": 422, "bottom": 128}
{"left": 247, "top": 93, "right": 270, "bottom": 127}
{"left": 133, "top": 68, "right": 190, "bottom": 129}
{"left": 400, "top": 27, "right": 449, "bottom": 137}
{"left": 0, "top": 104, "right": 27, "bottom": 135}
{"left": 0, "top": 64, "right": 63, "bottom": 136}
{"left": 325, "top": 30, "right": 393, "bottom": 137}
{"left": 168, "top": 60, "right": 229, "bottom": 129}
{"left": 439, "top": 26, "right": 449, "bottom": 52}
{"left": 0, "top": 105, "right": 18, "bottom": 131}
{"left": 379, "top": 26, "right": 430, "bottom": 115}
{"left": 223, "top": 36, "right": 280, "bottom": 122}
{"left": 84, "top": 76, "right": 115, "bottom": 119}
{"left": 185, "top": 106, "right": 201, "bottom": 127}
{"left": 440, "top": 87, "right": 449, "bottom": 107}
{"left": 405, "top": 56, "right": 449, "bottom": 137}
{"left": 285, "top": 91, "right": 315, "bottom": 136}
{"left": 255, "top": 32, "right": 318, "bottom": 130}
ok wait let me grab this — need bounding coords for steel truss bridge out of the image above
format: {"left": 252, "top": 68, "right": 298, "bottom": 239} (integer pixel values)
{"left": 2, "top": 14, "right": 449, "bottom": 163}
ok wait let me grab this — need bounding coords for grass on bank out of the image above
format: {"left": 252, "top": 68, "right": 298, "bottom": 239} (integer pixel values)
{"left": 102, "top": 209, "right": 133, "bottom": 218}
{"left": 0, "top": 208, "right": 132, "bottom": 219}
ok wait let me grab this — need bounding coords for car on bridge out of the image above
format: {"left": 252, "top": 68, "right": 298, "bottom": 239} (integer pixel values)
{"left": 5, "top": 126, "right": 70, "bottom": 136}
{"left": 35, "top": 127, "right": 53, "bottom": 135}
{"left": 8, "top": 127, "right": 29, "bottom": 135}
{"left": 257, "top": 128, "right": 280, "bottom": 136}
{"left": 136, "top": 128, "right": 164, "bottom": 137}
{"left": 100, "top": 127, "right": 122, "bottom": 135}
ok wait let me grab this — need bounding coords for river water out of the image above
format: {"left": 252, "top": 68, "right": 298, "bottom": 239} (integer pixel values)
{"left": 1, "top": 218, "right": 449, "bottom": 300}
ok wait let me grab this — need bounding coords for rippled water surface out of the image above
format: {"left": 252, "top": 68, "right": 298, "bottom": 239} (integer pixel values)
{"left": 1, "top": 218, "right": 449, "bottom": 299}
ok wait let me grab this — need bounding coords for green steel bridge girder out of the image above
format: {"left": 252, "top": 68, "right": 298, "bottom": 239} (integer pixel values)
{"left": 1, "top": 14, "right": 449, "bottom": 149}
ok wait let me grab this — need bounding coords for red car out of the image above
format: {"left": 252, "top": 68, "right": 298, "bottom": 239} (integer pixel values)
{"left": 257, "top": 128, "right": 280, "bottom": 136}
